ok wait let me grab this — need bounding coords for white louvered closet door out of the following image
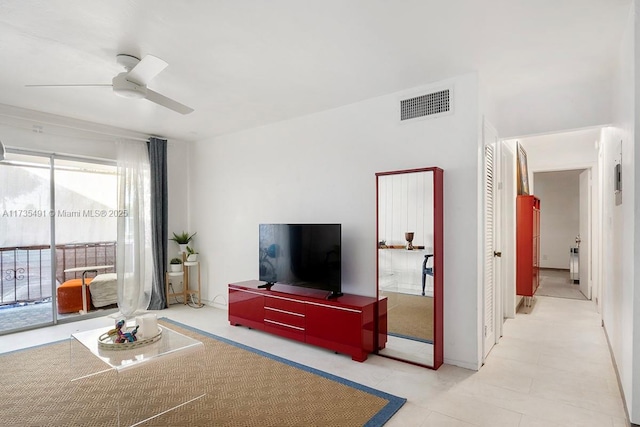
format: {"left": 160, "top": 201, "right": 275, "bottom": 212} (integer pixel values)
{"left": 483, "top": 130, "right": 498, "bottom": 360}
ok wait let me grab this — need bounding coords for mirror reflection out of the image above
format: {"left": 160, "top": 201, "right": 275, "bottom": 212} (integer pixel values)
{"left": 377, "top": 169, "right": 436, "bottom": 366}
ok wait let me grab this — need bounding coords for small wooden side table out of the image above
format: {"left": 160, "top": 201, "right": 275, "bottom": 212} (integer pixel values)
{"left": 165, "top": 271, "right": 185, "bottom": 308}
{"left": 183, "top": 261, "right": 202, "bottom": 306}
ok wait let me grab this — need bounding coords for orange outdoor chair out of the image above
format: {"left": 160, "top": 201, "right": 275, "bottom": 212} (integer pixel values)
{"left": 56, "top": 278, "right": 93, "bottom": 314}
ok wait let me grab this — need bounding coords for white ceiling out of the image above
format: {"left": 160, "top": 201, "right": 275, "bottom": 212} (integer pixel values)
{"left": 0, "top": 0, "right": 631, "bottom": 142}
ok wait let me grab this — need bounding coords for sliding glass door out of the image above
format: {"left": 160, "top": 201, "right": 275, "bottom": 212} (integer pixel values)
{"left": 54, "top": 157, "right": 118, "bottom": 319}
{"left": 0, "top": 151, "right": 117, "bottom": 334}
{"left": 0, "top": 153, "right": 53, "bottom": 332}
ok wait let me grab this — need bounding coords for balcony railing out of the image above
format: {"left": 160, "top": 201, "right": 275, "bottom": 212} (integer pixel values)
{"left": 0, "top": 241, "right": 116, "bottom": 306}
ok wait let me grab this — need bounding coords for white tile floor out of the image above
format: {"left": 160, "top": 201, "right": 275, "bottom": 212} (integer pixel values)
{"left": 0, "top": 295, "right": 627, "bottom": 427}
{"left": 536, "top": 269, "right": 587, "bottom": 300}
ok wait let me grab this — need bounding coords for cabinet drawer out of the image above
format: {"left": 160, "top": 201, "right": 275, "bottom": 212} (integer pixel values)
{"left": 265, "top": 306, "right": 305, "bottom": 329}
{"left": 264, "top": 319, "right": 305, "bottom": 341}
{"left": 264, "top": 295, "right": 305, "bottom": 315}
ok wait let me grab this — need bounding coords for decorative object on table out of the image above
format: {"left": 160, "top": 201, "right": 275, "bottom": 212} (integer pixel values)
{"left": 186, "top": 245, "right": 199, "bottom": 262}
{"left": 378, "top": 240, "right": 387, "bottom": 248}
{"left": 116, "top": 321, "right": 139, "bottom": 343}
{"left": 135, "top": 313, "right": 158, "bottom": 340}
{"left": 170, "top": 257, "right": 183, "bottom": 272}
{"left": 405, "top": 232, "right": 415, "bottom": 250}
{"left": 516, "top": 141, "right": 530, "bottom": 196}
{"left": 98, "top": 319, "right": 163, "bottom": 350}
{"left": 170, "top": 231, "right": 197, "bottom": 253}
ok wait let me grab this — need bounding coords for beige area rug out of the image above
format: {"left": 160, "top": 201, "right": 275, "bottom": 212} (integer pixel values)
{"left": 0, "top": 319, "right": 405, "bottom": 426}
{"left": 382, "top": 291, "right": 433, "bottom": 343}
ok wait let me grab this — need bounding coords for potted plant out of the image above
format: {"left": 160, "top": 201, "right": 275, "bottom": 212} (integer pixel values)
{"left": 169, "top": 257, "right": 183, "bottom": 272}
{"left": 186, "top": 246, "right": 199, "bottom": 262}
{"left": 170, "top": 231, "right": 197, "bottom": 253}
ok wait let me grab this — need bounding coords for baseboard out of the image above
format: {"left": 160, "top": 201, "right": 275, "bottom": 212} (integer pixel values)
{"left": 602, "top": 321, "right": 635, "bottom": 427}
{"left": 444, "top": 356, "right": 480, "bottom": 371}
{"left": 208, "top": 294, "right": 228, "bottom": 309}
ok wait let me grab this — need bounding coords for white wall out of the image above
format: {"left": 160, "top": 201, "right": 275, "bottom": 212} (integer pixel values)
{"left": 533, "top": 170, "right": 581, "bottom": 269}
{"left": 0, "top": 116, "right": 119, "bottom": 160}
{"left": 494, "top": 75, "right": 612, "bottom": 139}
{"left": 600, "top": 1, "right": 638, "bottom": 423}
{"left": 500, "top": 140, "right": 518, "bottom": 319}
{"left": 634, "top": 1, "right": 640, "bottom": 418}
{"left": 166, "top": 142, "right": 190, "bottom": 259}
{"left": 518, "top": 128, "right": 601, "bottom": 178}
{"left": 189, "top": 73, "right": 484, "bottom": 369}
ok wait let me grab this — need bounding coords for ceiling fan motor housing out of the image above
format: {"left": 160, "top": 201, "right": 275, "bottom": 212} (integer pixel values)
{"left": 116, "top": 54, "right": 140, "bottom": 71}
{"left": 112, "top": 72, "right": 146, "bottom": 99}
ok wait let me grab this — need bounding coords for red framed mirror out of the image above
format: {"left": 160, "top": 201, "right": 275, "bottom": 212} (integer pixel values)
{"left": 376, "top": 167, "right": 443, "bottom": 369}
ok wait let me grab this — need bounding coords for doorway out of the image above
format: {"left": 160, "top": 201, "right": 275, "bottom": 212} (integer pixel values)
{"left": 491, "top": 127, "right": 602, "bottom": 338}
{"left": 533, "top": 169, "right": 590, "bottom": 301}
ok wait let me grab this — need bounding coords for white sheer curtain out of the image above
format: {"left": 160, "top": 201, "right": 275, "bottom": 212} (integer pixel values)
{"left": 116, "top": 141, "right": 153, "bottom": 317}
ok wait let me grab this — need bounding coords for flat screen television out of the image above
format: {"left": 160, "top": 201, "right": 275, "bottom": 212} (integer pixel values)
{"left": 259, "top": 223, "right": 342, "bottom": 298}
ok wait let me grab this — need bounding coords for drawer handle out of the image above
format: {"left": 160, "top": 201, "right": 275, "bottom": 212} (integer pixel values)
{"left": 305, "top": 300, "right": 361, "bottom": 313}
{"left": 265, "top": 307, "right": 304, "bottom": 317}
{"left": 264, "top": 319, "right": 304, "bottom": 331}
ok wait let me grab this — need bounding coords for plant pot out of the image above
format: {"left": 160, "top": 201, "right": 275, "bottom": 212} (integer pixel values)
{"left": 187, "top": 254, "right": 198, "bottom": 262}
{"left": 170, "top": 264, "right": 182, "bottom": 273}
{"left": 178, "top": 244, "right": 188, "bottom": 254}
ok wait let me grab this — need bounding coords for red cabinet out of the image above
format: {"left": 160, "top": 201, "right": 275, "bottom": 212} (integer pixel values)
{"left": 228, "top": 288, "right": 264, "bottom": 328}
{"left": 516, "top": 195, "right": 541, "bottom": 297}
{"left": 228, "top": 281, "right": 381, "bottom": 362}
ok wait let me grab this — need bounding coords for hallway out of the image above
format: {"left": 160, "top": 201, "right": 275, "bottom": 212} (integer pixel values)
{"left": 476, "top": 295, "right": 625, "bottom": 425}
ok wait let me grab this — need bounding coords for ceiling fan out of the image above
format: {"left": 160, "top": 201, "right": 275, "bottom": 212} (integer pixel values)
{"left": 26, "top": 54, "right": 194, "bottom": 115}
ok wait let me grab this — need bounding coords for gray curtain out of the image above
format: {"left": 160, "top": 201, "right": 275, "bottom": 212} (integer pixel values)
{"left": 147, "top": 137, "right": 168, "bottom": 309}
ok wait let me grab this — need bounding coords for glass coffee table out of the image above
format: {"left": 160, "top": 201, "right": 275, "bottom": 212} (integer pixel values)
{"left": 71, "top": 323, "right": 205, "bottom": 426}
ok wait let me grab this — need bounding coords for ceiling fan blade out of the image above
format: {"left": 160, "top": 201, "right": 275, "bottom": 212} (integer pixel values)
{"left": 145, "top": 89, "right": 194, "bottom": 115}
{"left": 25, "top": 84, "right": 112, "bottom": 87}
{"left": 127, "top": 55, "right": 168, "bottom": 85}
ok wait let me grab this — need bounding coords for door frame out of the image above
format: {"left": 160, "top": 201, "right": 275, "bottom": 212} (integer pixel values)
{"left": 528, "top": 164, "right": 598, "bottom": 303}
{"left": 578, "top": 168, "right": 592, "bottom": 300}
{"left": 500, "top": 141, "right": 517, "bottom": 319}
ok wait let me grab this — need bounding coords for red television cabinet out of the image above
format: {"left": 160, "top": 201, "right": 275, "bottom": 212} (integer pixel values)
{"left": 228, "top": 280, "right": 382, "bottom": 362}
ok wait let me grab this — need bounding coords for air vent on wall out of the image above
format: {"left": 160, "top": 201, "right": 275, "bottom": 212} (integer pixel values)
{"left": 400, "top": 89, "right": 451, "bottom": 121}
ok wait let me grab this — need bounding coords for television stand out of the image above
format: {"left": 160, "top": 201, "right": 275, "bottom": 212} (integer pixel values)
{"left": 326, "top": 291, "right": 343, "bottom": 299}
{"left": 228, "top": 280, "right": 381, "bottom": 362}
{"left": 257, "top": 282, "right": 275, "bottom": 289}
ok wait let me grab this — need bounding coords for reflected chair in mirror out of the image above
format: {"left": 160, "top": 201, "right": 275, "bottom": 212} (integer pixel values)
{"left": 421, "top": 254, "right": 433, "bottom": 296}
